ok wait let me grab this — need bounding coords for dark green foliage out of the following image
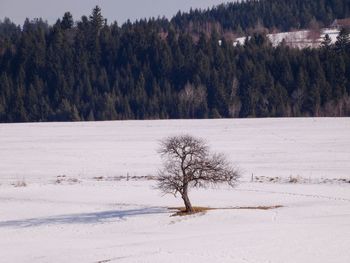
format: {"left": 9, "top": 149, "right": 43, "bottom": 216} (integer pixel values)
{"left": 172, "top": 0, "right": 350, "bottom": 34}
{"left": 60, "top": 12, "right": 74, "bottom": 30}
{"left": 0, "top": 2, "right": 350, "bottom": 122}
{"left": 335, "top": 28, "right": 350, "bottom": 52}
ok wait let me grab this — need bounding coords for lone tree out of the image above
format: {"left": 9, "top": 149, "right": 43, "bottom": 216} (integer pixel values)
{"left": 157, "top": 135, "right": 240, "bottom": 213}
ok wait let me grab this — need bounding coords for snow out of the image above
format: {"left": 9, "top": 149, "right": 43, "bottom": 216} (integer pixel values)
{"left": 268, "top": 30, "right": 315, "bottom": 48}
{"left": 0, "top": 118, "right": 350, "bottom": 262}
{"left": 321, "top": 28, "right": 340, "bottom": 43}
{"left": 233, "top": 28, "right": 340, "bottom": 48}
{"left": 1, "top": 118, "right": 349, "bottom": 182}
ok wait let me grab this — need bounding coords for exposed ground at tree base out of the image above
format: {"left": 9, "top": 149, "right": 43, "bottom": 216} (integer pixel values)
{"left": 169, "top": 205, "right": 284, "bottom": 216}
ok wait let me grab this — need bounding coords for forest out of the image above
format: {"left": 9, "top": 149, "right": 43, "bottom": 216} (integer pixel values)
{"left": 172, "top": 0, "right": 350, "bottom": 34}
{"left": 0, "top": 0, "right": 350, "bottom": 122}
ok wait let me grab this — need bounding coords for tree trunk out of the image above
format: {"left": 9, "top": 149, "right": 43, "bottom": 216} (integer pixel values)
{"left": 181, "top": 185, "right": 193, "bottom": 213}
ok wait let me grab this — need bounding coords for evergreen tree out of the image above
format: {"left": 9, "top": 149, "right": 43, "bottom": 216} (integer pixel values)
{"left": 61, "top": 12, "right": 74, "bottom": 30}
{"left": 321, "top": 34, "right": 332, "bottom": 50}
{"left": 0, "top": 3, "right": 350, "bottom": 122}
{"left": 335, "top": 28, "right": 350, "bottom": 53}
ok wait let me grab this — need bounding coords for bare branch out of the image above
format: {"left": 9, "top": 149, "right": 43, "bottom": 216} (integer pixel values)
{"left": 156, "top": 134, "right": 241, "bottom": 213}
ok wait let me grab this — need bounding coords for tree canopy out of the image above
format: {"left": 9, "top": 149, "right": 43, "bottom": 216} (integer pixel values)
{"left": 157, "top": 135, "right": 240, "bottom": 213}
{"left": 0, "top": 1, "right": 350, "bottom": 122}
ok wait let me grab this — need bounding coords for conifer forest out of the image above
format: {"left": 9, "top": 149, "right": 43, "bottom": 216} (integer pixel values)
{"left": 0, "top": 0, "right": 350, "bottom": 122}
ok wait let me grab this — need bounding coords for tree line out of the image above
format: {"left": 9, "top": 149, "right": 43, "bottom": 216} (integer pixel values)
{"left": 172, "top": 0, "right": 350, "bottom": 35}
{"left": 0, "top": 2, "right": 350, "bottom": 122}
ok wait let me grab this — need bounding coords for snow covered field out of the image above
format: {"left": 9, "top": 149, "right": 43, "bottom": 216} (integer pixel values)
{"left": 0, "top": 118, "right": 349, "bottom": 262}
{"left": 1, "top": 118, "right": 350, "bottom": 182}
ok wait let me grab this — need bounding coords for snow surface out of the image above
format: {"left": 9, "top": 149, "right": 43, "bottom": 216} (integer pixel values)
{"left": 234, "top": 28, "right": 340, "bottom": 48}
{"left": 1, "top": 118, "right": 349, "bottom": 182}
{"left": 0, "top": 118, "right": 349, "bottom": 262}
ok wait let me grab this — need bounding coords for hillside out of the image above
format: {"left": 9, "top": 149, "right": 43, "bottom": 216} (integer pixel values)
{"left": 172, "top": 0, "right": 350, "bottom": 34}
{"left": 0, "top": 1, "right": 350, "bottom": 122}
{"left": 234, "top": 28, "right": 341, "bottom": 48}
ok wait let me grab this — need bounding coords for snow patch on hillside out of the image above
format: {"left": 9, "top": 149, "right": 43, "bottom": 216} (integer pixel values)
{"left": 234, "top": 28, "right": 340, "bottom": 48}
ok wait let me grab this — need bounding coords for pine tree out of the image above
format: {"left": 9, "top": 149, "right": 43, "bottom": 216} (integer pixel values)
{"left": 335, "top": 28, "right": 350, "bottom": 53}
{"left": 321, "top": 34, "right": 332, "bottom": 50}
{"left": 61, "top": 12, "right": 74, "bottom": 30}
{"left": 89, "top": 6, "right": 104, "bottom": 34}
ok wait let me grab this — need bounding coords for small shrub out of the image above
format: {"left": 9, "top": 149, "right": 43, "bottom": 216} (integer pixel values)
{"left": 13, "top": 180, "right": 27, "bottom": 187}
{"left": 289, "top": 176, "right": 299, "bottom": 183}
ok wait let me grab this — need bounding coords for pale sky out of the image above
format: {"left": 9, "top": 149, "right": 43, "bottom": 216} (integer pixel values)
{"left": 0, "top": 0, "right": 232, "bottom": 26}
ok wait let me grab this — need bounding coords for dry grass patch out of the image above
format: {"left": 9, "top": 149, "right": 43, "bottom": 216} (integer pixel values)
{"left": 232, "top": 205, "right": 283, "bottom": 210}
{"left": 12, "top": 180, "right": 27, "bottom": 187}
{"left": 55, "top": 175, "right": 81, "bottom": 185}
{"left": 93, "top": 176, "right": 104, "bottom": 181}
{"left": 169, "top": 205, "right": 283, "bottom": 216}
{"left": 169, "top": 206, "right": 215, "bottom": 216}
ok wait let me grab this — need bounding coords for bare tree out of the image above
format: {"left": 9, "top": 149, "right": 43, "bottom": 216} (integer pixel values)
{"left": 157, "top": 135, "right": 240, "bottom": 213}
{"left": 179, "top": 83, "right": 207, "bottom": 118}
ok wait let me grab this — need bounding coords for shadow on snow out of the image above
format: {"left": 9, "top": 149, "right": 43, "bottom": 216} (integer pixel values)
{"left": 0, "top": 207, "right": 167, "bottom": 228}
